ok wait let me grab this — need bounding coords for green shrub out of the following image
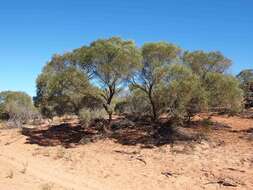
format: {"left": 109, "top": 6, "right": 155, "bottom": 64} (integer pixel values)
{"left": 236, "top": 69, "right": 253, "bottom": 108}
{"left": 205, "top": 72, "right": 243, "bottom": 114}
{"left": 165, "top": 64, "right": 208, "bottom": 122}
{"left": 126, "top": 88, "right": 152, "bottom": 117}
{"left": 114, "top": 101, "right": 128, "bottom": 115}
{"left": 78, "top": 109, "right": 107, "bottom": 127}
{"left": 0, "top": 91, "right": 39, "bottom": 127}
{"left": 34, "top": 55, "right": 102, "bottom": 118}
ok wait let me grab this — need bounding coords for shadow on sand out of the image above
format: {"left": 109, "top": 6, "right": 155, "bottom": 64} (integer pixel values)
{"left": 22, "top": 123, "right": 87, "bottom": 148}
{"left": 21, "top": 118, "right": 216, "bottom": 148}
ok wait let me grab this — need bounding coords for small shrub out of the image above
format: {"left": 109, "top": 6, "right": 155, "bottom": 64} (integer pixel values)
{"left": 236, "top": 69, "right": 253, "bottom": 108}
{"left": 205, "top": 73, "right": 243, "bottom": 114}
{"left": 0, "top": 91, "right": 40, "bottom": 127}
{"left": 202, "top": 118, "right": 213, "bottom": 127}
{"left": 200, "top": 118, "right": 214, "bottom": 134}
{"left": 78, "top": 108, "right": 107, "bottom": 127}
{"left": 115, "top": 101, "right": 129, "bottom": 115}
{"left": 125, "top": 89, "right": 151, "bottom": 117}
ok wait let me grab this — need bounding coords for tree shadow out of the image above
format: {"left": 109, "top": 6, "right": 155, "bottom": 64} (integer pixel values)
{"left": 21, "top": 117, "right": 208, "bottom": 148}
{"left": 240, "top": 108, "right": 253, "bottom": 119}
{"left": 22, "top": 123, "right": 87, "bottom": 148}
{"left": 229, "top": 127, "right": 253, "bottom": 141}
{"left": 229, "top": 128, "right": 253, "bottom": 133}
{"left": 110, "top": 120, "right": 196, "bottom": 147}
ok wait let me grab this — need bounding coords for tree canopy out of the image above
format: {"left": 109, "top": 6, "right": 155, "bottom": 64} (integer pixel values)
{"left": 34, "top": 55, "right": 102, "bottom": 118}
{"left": 34, "top": 37, "right": 246, "bottom": 125}
{"left": 183, "top": 51, "right": 231, "bottom": 78}
{"left": 73, "top": 37, "right": 142, "bottom": 122}
{"left": 131, "top": 42, "right": 181, "bottom": 121}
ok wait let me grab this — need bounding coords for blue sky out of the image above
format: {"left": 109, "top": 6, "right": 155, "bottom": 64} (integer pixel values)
{"left": 0, "top": 0, "right": 252, "bottom": 96}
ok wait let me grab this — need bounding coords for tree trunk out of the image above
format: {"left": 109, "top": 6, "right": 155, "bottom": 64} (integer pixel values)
{"left": 150, "top": 98, "right": 157, "bottom": 122}
{"left": 103, "top": 104, "right": 113, "bottom": 124}
{"left": 103, "top": 85, "right": 115, "bottom": 124}
{"left": 148, "top": 87, "right": 157, "bottom": 122}
{"left": 108, "top": 112, "right": 112, "bottom": 123}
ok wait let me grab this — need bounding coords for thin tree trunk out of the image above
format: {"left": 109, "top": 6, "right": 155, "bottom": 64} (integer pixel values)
{"left": 108, "top": 112, "right": 112, "bottom": 123}
{"left": 148, "top": 86, "right": 157, "bottom": 122}
{"left": 103, "top": 104, "right": 113, "bottom": 123}
{"left": 150, "top": 97, "right": 157, "bottom": 122}
{"left": 103, "top": 85, "right": 115, "bottom": 124}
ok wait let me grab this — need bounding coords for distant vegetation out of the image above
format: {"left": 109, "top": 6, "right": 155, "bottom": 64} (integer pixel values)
{"left": 1, "top": 37, "right": 252, "bottom": 129}
{"left": 0, "top": 91, "right": 39, "bottom": 127}
{"left": 237, "top": 69, "right": 253, "bottom": 108}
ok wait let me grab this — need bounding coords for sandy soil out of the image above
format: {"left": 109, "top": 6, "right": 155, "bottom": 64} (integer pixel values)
{"left": 0, "top": 115, "right": 252, "bottom": 190}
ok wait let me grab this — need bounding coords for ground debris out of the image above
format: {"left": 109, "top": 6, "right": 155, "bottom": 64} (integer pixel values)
{"left": 114, "top": 150, "right": 140, "bottom": 155}
{"left": 205, "top": 177, "right": 240, "bottom": 187}
{"left": 114, "top": 149, "right": 146, "bottom": 165}
{"left": 134, "top": 155, "right": 147, "bottom": 165}
{"left": 225, "top": 167, "right": 246, "bottom": 173}
{"left": 161, "top": 171, "right": 182, "bottom": 178}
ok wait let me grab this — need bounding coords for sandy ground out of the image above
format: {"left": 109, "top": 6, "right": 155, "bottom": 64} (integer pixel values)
{"left": 0, "top": 115, "right": 252, "bottom": 190}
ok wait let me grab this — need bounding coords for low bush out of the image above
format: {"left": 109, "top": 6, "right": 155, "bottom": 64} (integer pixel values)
{"left": 0, "top": 91, "right": 40, "bottom": 127}
{"left": 78, "top": 108, "right": 107, "bottom": 127}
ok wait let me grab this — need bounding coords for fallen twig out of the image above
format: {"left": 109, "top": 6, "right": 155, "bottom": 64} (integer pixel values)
{"left": 161, "top": 171, "right": 181, "bottom": 178}
{"left": 114, "top": 150, "right": 146, "bottom": 165}
{"left": 225, "top": 167, "right": 245, "bottom": 173}
{"left": 161, "top": 172, "right": 173, "bottom": 177}
{"left": 135, "top": 156, "right": 147, "bottom": 165}
{"left": 114, "top": 150, "right": 140, "bottom": 155}
{"left": 205, "top": 180, "right": 237, "bottom": 187}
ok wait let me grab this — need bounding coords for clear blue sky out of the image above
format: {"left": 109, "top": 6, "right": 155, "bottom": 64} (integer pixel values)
{"left": 0, "top": 0, "right": 252, "bottom": 96}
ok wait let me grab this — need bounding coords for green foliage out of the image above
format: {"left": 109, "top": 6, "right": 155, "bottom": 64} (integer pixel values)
{"left": 34, "top": 37, "right": 245, "bottom": 126}
{"left": 236, "top": 69, "right": 253, "bottom": 108}
{"left": 129, "top": 64, "right": 207, "bottom": 122}
{"left": 131, "top": 42, "right": 181, "bottom": 121}
{"left": 0, "top": 91, "right": 38, "bottom": 126}
{"left": 183, "top": 50, "right": 243, "bottom": 115}
{"left": 127, "top": 88, "right": 152, "bottom": 116}
{"left": 78, "top": 108, "right": 107, "bottom": 127}
{"left": 165, "top": 64, "right": 207, "bottom": 121}
{"left": 205, "top": 72, "right": 243, "bottom": 114}
{"left": 34, "top": 55, "right": 101, "bottom": 118}
{"left": 114, "top": 101, "right": 128, "bottom": 115}
{"left": 201, "top": 118, "right": 214, "bottom": 127}
{"left": 237, "top": 69, "right": 253, "bottom": 83}
{"left": 183, "top": 51, "right": 231, "bottom": 77}
{"left": 75, "top": 37, "right": 142, "bottom": 121}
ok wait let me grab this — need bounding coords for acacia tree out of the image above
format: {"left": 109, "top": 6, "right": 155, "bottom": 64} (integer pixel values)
{"left": 34, "top": 54, "right": 101, "bottom": 118}
{"left": 205, "top": 73, "right": 243, "bottom": 113}
{"left": 183, "top": 50, "right": 243, "bottom": 114}
{"left": 164, "top": 64, "right": 207, "bottom": 122}
{"left": 183, "top": 51, "right": 231, "bottom": 78}
{"left": 236, "top": 69, "right": 253, "bottom": 108}
{"left": 75, "top": 37, "right": 141, "bottom": 122}
{"left": 131, "top": 42, "right": 181, "bottom": 121}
